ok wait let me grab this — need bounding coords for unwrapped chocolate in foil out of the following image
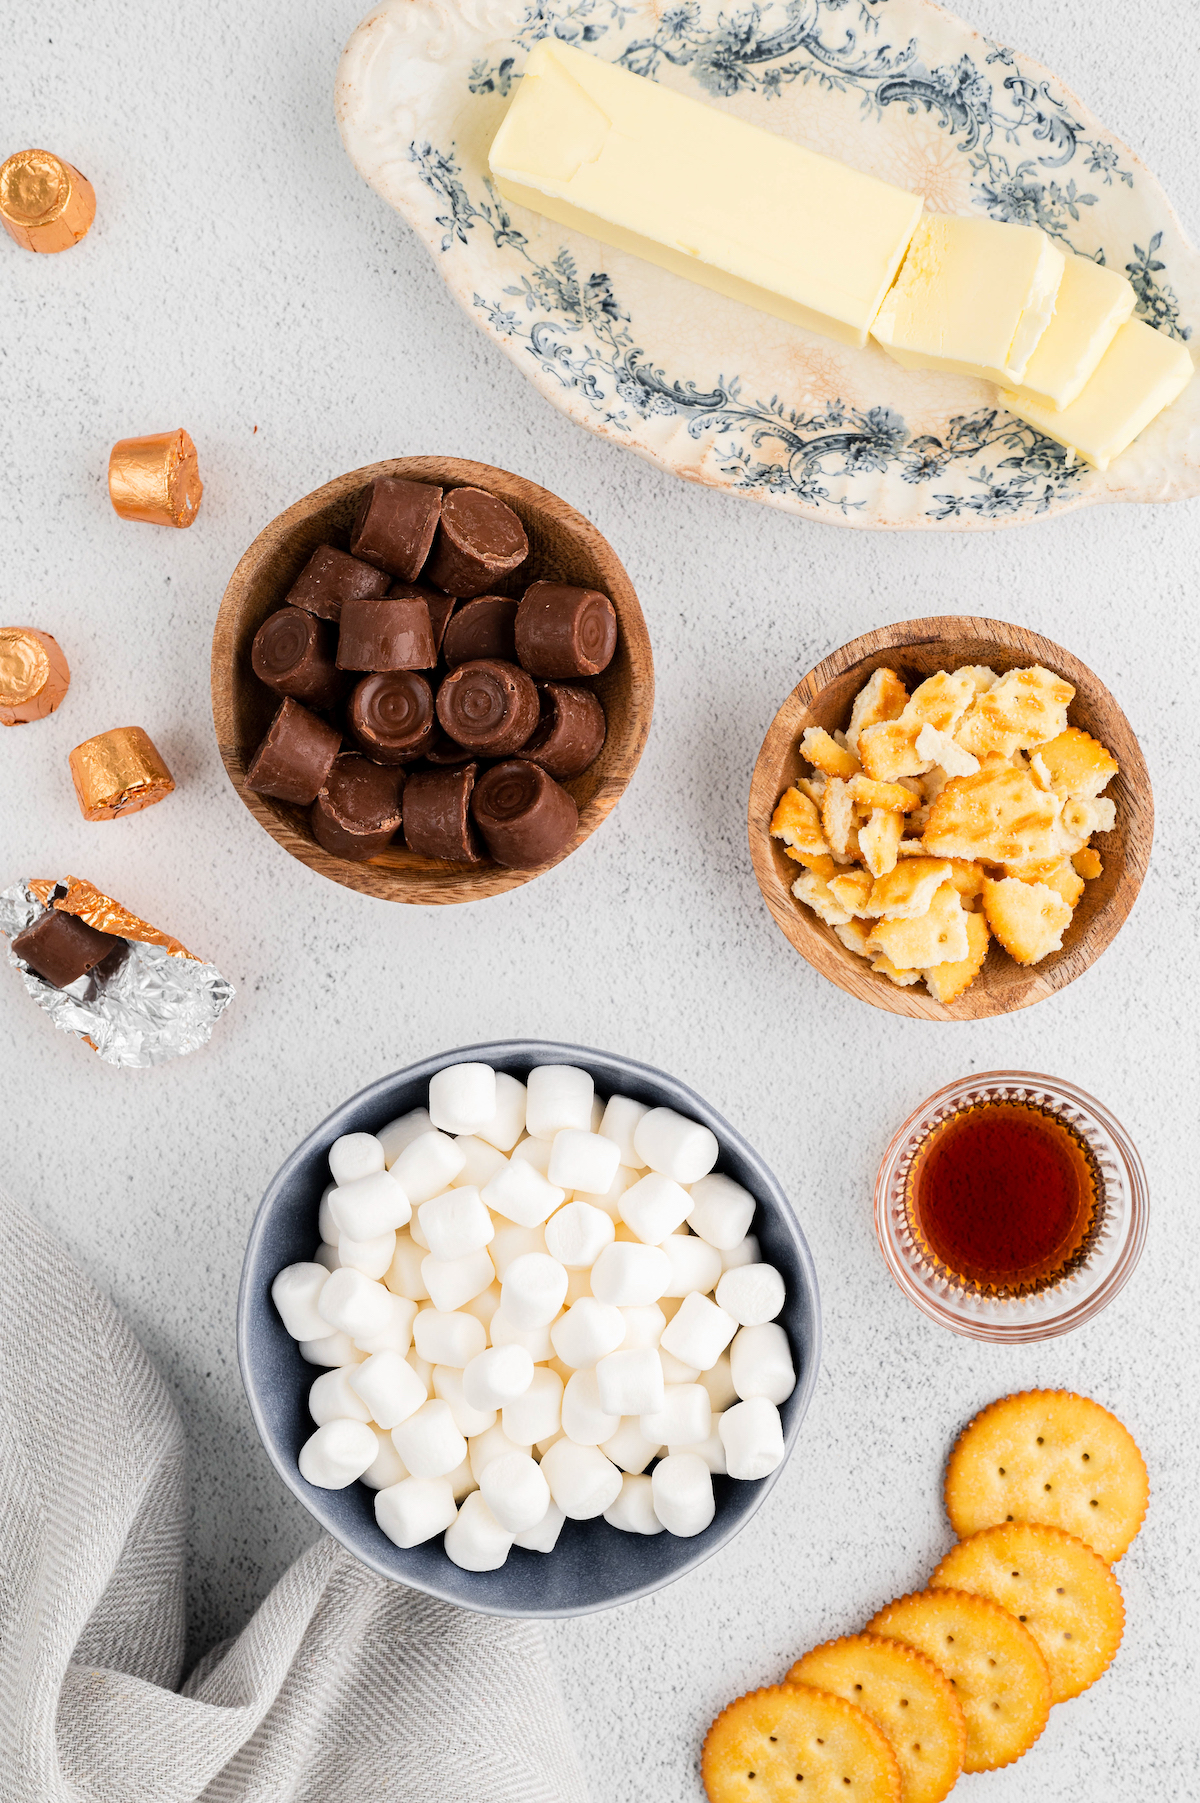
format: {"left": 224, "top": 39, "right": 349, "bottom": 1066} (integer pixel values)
{"left": 0, "top": 877, "right": 234, "bottom": 1067}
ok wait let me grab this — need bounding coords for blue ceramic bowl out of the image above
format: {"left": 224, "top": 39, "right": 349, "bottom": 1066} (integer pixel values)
{"left": 238, "top": 1041, "right": 821, "bottom": 1617}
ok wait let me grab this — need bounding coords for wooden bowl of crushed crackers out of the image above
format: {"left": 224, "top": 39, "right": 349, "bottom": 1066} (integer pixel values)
{"left": 748, "top": 617, "right": 1153, "bottom": 1020}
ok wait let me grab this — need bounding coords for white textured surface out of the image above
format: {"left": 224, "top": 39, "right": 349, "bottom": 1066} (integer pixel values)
{"left": 1, "top": 2, "right": 1197, "bottom": 1799}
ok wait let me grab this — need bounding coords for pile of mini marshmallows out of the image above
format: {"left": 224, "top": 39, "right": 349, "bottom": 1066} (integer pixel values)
{"left": 271, "top": 1061, "right": 795, "bottom": 1572}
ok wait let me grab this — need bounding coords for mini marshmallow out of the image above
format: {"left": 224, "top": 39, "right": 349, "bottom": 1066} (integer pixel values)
{"left": 619, "top": 1304, "right": 666, "bottom": 1350}
{"left": 489, "top": 1310, "right": 554, "bottom": 1362}
{"left": 604, "top": 1473, "right": 664, "bottom": 1535}
{"left": 328, "top": 1168, "right": 411, "bottom": 1240}
{"left": 474, "top": 1070, "right": 528, "bottom": 1152}
{"left": 668, "top": 1428, "right": 728, "bottom": 1475}
{"left": 391, "top": 1130, "right": 467, "bottom": 1206}
{"left": 548, "top": 1129, "right": 621, "bottom": 1196}
{"left": 716, "top": 1262, "right": 786, "bottom": 1327}
{"left": 350, "top": 1349, "right": 429, "bottom": 1429}
{"left": 407, "top": 1346, "right": 434, "bottom": 1390}
{"left": 659, "top": 1231, "right": 723, "bottom": 1298}
{"left": 479, "top": 1451, "right": 551, "bottom": 1532}
{"left": 489, "top": 1222, "right": 548, "bottom": 1280}
{"left": 337, "top": 1229, "right": 396, "bottom": 1280}
{"left": 590, "top": 1241, "right": 671, "bottom": 1307}
{"left": 422, "top": 1247, "right": 495, "bottom": 1313}
{"left": 318, "top": 1186, "right": 338, "bottom": 1244}
{"left": 468, "top": 1422, "right": 533, "bottom": 1481}
{"left": 573, "top": 1165, "right": 638, "bottom": 1221}
{"left": 633, "top": 1108, "right": 719, "bottom": 1185}
{"left": 540, "top": 1439, "right": 622, "bottom": 1519}
{"left": 452, "top": 1135, "right": 509, "bottom": 1190}
{"left": 551, "top": 1298, "right": 625, "bottom": 1370}
{"left": 543, "top": 1201, "right": 615, "bottom": 1268}
{"left": 686, "top": 1173, "right": 757, "bottom": 1250}
{"left": 618, "top": 1174, "right": 693, "bottom": 1245}
{"left": 391, "top": 1399, "right": 468, "bottom": 1479}
{"left": 375, "top": 1475, "right": 458, "bottom": 1548}
{"left": 317, "top": 1267, "right": 397, "bottom": 1341}
{"left": 408, "top": 1215, "right": 429, "bottom": 1251}
{"left": 500, "top": 1253, "right": 568, "bottom": 1329}
{"left": 413, "top": 1307, "right": 487, "bottom": 1368}
{"left": 447, "top": 1456, "right": 478, "bottom": 1502}
{"left": 640, "top": 1384, "right": 712, "bottom": 1448}
{"left": 463, "top": 1343, "right": 534, "bottom": 1411}
{"left": 445, "top": 1490, "right": 513, "bottom": 1571}
{"left": 418, "top": 1187, "right": 494, "bottom": 1263}
{"left": 328, "top": 1132, "right": 386, "bottom": 1187}
{"left": 513, "top": 1498, "right": 565, "bottom": 1553}
{"left": 598, "top": 1095, "right": 650, "bottom": 1168}
{"left": 526, "top": 1064, "right": 594, "bottom": 1138}
{"left": 729, "top": 1323, "right": 796, "bottom": 1404}
{"left": 600, "top": 1417, "right": 662, "bottom": 1476}
{"left": 353, "top": 1292, "right": 418, "bottom": 1356}
{"left": 502, "top": 1366, "right": 563, "bottom": 1445}
{"left": 483, "top": 1159, "right": 564, "bottom": 1229}
{"left": 660, "top": 1291, "right": 738, "bottom": 1372}
{"left": 719, "top": 1397, "right": 785, "bottom": 1479}
{"left": 509, "top": 1136, "right": 555, "bottom": 1178}
{"left": 272, "top": 1263, "right": 330, "bottom": 1340}
{"left": 432, "top": 1365, "right": 497, "bottom": 1438}
{"left": 314, "top": 1243, "right": 341, "bottom": 1273}
{"left": 658, "top": 1347, "right": 700, "bottom": 1384}
{"left": 595, "top": 1346, "right": 665, "bottom": 1417}
{"left": 298, "top": 1419, "right": 378, "bottom": 1489}
{"left": 721, "top": 1233, "right": 761, "bottom": 1272}
{"left": 561, "top": 1368, "right": 620, "bottom": 1445}
{"left": 462, "top": 1282, "right": 503, "bottom": 1331}
{"left": 299, "top": 1331, "right": 363, "bottom": 1367}
{"left": 590, "top": 1096, "right": 604, "bottom": 1132}
{"left": 308, "top": 1365, "right": 372, "bottom": 1426}
{"left": 360, "top": 1427, "right": 408, "bottom": 1490}
{"left": 651, "top": 1452, "right": 716, "bottom": 1536}
{"left": 378, "top": 1107, "right": 432, "bottom": 1168}
{"left": 429, "top": 1062, "right": 497, "bottom": 1137}
{"left": 700, "top": 1352, "right": 739, "bottom": 1413}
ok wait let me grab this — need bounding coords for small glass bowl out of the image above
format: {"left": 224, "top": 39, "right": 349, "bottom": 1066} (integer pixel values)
{"left": 874, "top": 1071, "right": 1148, "bottom": 1343}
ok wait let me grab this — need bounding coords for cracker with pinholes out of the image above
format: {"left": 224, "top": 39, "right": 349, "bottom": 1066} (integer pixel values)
{"left": 955, "top": 665, "right": 1074, "bottom": 759}
{"left": 922, "top": 909, "right": 989, "bottom": 1005}
{"left": 788, "top": 1636, "right": 965, "bottom": 1803}
{"left": 922, "top": 763, "right": 1064, "bottom": 866}
{"left": 944, "top": 1389, "right": 1149, "bottom": 1563}
{"left": 930, "top": 1522, "right": 1124, "bottom": 1704}
{"left": 703, "top": 1685, "right": 901, "bottom": 1803}
{"left": 867, "top": 882, "right": 969, "bottom": 971}
{"left": 982, "top": 876, "right": 1072, "bottom": 965}
{"left": 1035, "top": 726, "right": 1119, "bottom": 799}
{"left": 847, "top": 666, "right": 909, "bottom": 753}
{"left": 864, "top": 1589, "right": 1050, "bottom": 1773}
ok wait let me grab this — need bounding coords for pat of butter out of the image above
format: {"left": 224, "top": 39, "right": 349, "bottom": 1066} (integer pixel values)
{"left": 1017, "top": 255, "right": 1136, "bottom": 410}
{"left": 487, "top": 39, "right": 922, "bottom": 349}
{"left": 872, "top": 214, "right": 1065, "bottom": 385}
{"left": 1002, "top": 317, "right": 1194, "bottom": 470}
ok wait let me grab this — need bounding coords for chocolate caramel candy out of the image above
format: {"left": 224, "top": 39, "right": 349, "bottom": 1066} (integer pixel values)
{"left": 0, "top": 148, "right": 95, "bottom": 253}
{"left": 108, "top": 430, "right": 203, "bottom": 528}
{"left": 311, "top": 755, "right": 403, "bottom": 860}
{"left": 389, "top": 582, "right": 457, "bottom": 656}
{"left": 337, "top": 596, "right": 436, "bottom": 671}
{"left": 251, "top": 607, "right": 347, "bottom": 709}
{"left": 69, "top": 726, "right": 175, "bottom": 820}
{"left": 442, "top": 595, "right": 519, "bottom": 668}
{"left": 12, "top": 908, "right": 119, "bottom": 988}
{"left": 471, "top": 760, "right": 578, "bottom": 868}
{"left": 436, "top": 658, "right": 538, "bottom": 755}
{"left": 347, "top": 672, "right": 436, "bottom": 764}
{"left": 515, "top": 581, "right": 617, "bottom": 678}
{"left": 0, "top": 626, "right": 70, "bottom": 726}
{"left": 349, "top": 477, "right": 442, "bottom": 581}
{"left": 517, "top": 682, "right": 606, "bottom": 780}
{"left": 424, "top": 487, "right": 529, "bottom": 598}
{"left": 421, "top": 725, "right": 476, "bottom": 768}
{"left": 402, "top": 765, "right": 484, "bottom": 863}
{"left": 245, "top": 697, "right": 341, "bottom": 806}
{"left": 285, "top": 544, "right": 388, "bottom": 622}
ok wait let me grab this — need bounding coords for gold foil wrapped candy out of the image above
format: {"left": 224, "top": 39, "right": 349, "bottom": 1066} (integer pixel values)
{"left": 69, "top": 726, "right": 175, "bottom": 820}
{"left": 108, "top": 429, "right": 203, "bottom": 528}
{"left": 0, "top": 148, "right": 95, "bottom": 253}
{"left": 0, "top": 626, "right": 70, "bottom": 726}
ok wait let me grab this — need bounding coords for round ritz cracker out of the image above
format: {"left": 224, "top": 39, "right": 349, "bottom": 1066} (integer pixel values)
{"left": 931, "top": 1522, "right": 1125, "bottom": 1705}
{"left": 702, "top": 1685, "right": 901, "bottom": 1803}
{"left": 787, "top": 1635, "right": 966, "bottom": 1803}
{"left": 944, "top": 1390, "right": 1148, "bottom": 1564}
{"left": 864, "top": 1589, "right": 1050, "bottom": 1773}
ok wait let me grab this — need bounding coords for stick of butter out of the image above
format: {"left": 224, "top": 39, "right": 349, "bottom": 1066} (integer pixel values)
{"left": 1002, "top": 317, "right": 1194, "bottom": 470}
{"left": 1017, "top": 255, "right": 1136, "bottom": 410}
{"left": 871, "top": 214, "right": 1064, "bottom": 385}
{"left": 488, "top": 39, "right": 923, "bottom": 350}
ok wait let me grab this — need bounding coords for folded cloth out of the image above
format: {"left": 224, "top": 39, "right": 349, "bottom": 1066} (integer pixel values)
{"left": 0, "top": 1188, "right": 588, "bottom": 1803}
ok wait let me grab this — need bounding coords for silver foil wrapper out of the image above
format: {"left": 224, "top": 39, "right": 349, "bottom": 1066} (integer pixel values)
{"left": 0, "top": 878, "right": 235, "bottom": 1068}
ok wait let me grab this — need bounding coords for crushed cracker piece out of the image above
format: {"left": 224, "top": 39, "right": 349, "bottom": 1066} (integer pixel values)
{"left": 833, "top": 918, "right": 873, "bottom": 956}
{"left": 1035, "top": 727, "right": 1118, "bottom": 799}
{"left": 923, "top": 908, "right": 990, "bottom": 1003}
{"left": 983, "top": 876, "right": 1072, "bottom": 964}
{"left": 916, "top": 724, "right": 980, "bottom": 779}
{"left": 871, "top": 951, "right": 923, "bottom": 986}
{"left": 956, "top": 665, "right": 1074, "bottom": 759}
{"left": 821, "top": 778, "right": 857, "bottom": 858}
{"left": 770, "top": 786, "right": 828, "bottom": 856}
{"left": 859, "top": 807, "right": 904, "bottom": 878}
{"left": 1073, "top": 847, "right": 1103, "bottom": 880}
{"left": 791, "top": 869, "right": 853, "bottom": 926}
{"left": 867, "top": 881, "right": 970, "bottom": 969}
{"left": 800, "top": 725, "right": 861, "bottom": 780}
{"left": 847, "top": 666, "right": 908, "bottom": 753}
{"left": 849, "top": 774, "right": 920, "bottom": 814}
{"left": 924, "top": 764, "right": 1064, "bottom": 866}
{"left": 864, "top": 857, "right": 954, "bottom": 920}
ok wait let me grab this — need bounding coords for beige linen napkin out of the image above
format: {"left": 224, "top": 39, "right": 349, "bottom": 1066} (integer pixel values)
{"left": 0, "top": 1189, "right": 588, "bottom": 1803}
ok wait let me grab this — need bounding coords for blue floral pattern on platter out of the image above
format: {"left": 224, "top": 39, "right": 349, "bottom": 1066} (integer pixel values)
{"left": 339, "top": 0, "right": 1200, "bottom": 529}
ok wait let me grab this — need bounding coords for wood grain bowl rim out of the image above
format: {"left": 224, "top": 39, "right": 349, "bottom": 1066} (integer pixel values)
{"left": 747, "top": 615, "right": 1154, "bottom": 1020}
{"left": 211, "top": 456, "right": 655, "bottom": 905}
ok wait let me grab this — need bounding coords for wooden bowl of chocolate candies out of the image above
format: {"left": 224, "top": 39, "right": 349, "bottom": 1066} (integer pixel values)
{"left": 211, "top": 458, "right": 654, "bottom": 902}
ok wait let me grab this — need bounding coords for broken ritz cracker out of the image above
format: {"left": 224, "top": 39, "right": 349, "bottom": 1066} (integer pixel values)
{"left": 769, "top": 660, "right": 1118, "bottom": 1004}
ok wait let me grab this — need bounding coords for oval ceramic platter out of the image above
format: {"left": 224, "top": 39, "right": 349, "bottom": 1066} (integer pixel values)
{"left": 337, "top": 0, "right": 1199, "bottom": 530}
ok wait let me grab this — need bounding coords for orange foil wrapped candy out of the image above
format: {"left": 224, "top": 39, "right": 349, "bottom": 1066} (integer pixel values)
{"left": 0, "top": 627, "right": 70, "bottom": 726}
{"left": 0, "top": 148, "right": 95, "bottom": 253}
{"left": 69, "top": 726, "right": 175, "bottom": 820}
{"left": 108, "top": 429, "right": 203, "bottom": 528}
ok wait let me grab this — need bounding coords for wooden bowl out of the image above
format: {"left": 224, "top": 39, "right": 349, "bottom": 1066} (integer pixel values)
{"left": 212, "top": 457, "right": 654, "bottom": 903}
{"left": 748, "top": 616, "right": 1153, "bottom": 1020}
